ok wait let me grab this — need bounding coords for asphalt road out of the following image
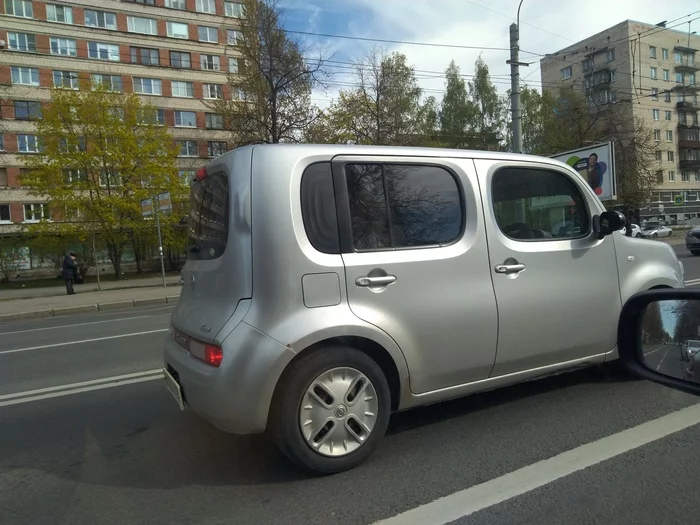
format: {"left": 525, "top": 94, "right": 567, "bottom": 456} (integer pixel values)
{"left": 2, "top": 307, "right": 700, "bottom": 525}
{"left": 672, "top": 243, "right": 700, "bottom": 284}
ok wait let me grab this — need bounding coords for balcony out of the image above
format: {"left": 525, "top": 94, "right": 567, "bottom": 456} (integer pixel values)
{"left": 675, "top": 44, "right": 699, "bottom": 54}
{"left": 678, "top": 101, "right": 698, "bottom": 111}
{"left": 680, "top": 159, "right": 700, "bottom": 170}
{"left": 676, "top": 82, "right": 700, "bottom": 94}
{"left": 584, "top": 67, "right": 614, "bottom": 91}
{"left": 676, "top": 63, "right": 700, "bottom": 73}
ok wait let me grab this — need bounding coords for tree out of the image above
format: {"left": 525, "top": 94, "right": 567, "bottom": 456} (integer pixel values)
{"left": 0, "top": 236, "right": 25, "bottom": 284}
{"left": 642, "top": 301, "right": 665, "bottom": 343}
{"left": 673, "top": 300, "right": 700, "bottom": 342}
{"left": 321, "top": 48, "right": 431, "bottom": 146}
{"left": 20, "top": 85, "right": 185, "bottom": 278}
{"left": 465, "top": 57, "right": 506, "bottom": 150}
{"left": 214, "top": 0, "right": 328, "bottom": 145}
{"left": 439, "top": 61, "right": 470, "bottom": 149}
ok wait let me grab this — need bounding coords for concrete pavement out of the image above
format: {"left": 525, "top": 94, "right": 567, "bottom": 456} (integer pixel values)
{"left": 2, "top": 308, "right": 700, "bottom": 524}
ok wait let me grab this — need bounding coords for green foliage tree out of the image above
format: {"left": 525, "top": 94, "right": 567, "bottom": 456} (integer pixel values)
{"left": 213, "top": 0, "right": 327, "bottom": 145}
{"left": 642, "top": 301, "right": 665, "bottom": 343}
{"left": 439, "top": 60, "right": 470, "bottom": 149}
{"left": 0, "top": 236, "right": 25, "bottom": 284}
{"left": 673, "top": 300, "right": 700, "bottom": 342}
{"left": 20, "top": 84, "right": 185, "bottom": 278}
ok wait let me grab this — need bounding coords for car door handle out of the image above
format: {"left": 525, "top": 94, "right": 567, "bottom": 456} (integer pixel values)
{"left": 494, "top": 263, "right": 526, "bottom": 274}
{"left": 355, "top": 275, "right": 397, "bottom": 287}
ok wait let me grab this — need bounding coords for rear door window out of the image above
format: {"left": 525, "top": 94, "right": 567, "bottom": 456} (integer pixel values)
{"left": 187, "top": 171, "right": 229, "bottom": 260}
{"left": 300, "top": 162, "right": 340, "bottom": 254}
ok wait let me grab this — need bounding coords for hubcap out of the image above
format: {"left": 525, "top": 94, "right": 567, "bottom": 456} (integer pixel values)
{"left": 299, "top": 367, "right": 379, "bottom": 457}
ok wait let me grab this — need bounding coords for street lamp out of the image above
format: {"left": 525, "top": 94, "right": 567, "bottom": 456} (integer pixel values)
{"left": 507, "top": 0, "right": 529, "bottom": 154}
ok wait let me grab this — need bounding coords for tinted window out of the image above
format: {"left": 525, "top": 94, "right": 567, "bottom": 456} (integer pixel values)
{"left": 187, "top": 171, "right": 229, "bottom": 260}
{"left": 345, "top": 163, "right": 462, "bottom": 251}
{"left": 300, "top": 163, "right": 340, "bottom": 254}
{"left": 492, "top": 167, "right": 589, "bottom": 240}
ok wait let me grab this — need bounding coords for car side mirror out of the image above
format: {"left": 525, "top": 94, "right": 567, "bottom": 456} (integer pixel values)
{"left": 618, "top": 289, "right": 700, "bottom": 396}
{"left": 593, "top": 210, "right": 626, "bottom": 240}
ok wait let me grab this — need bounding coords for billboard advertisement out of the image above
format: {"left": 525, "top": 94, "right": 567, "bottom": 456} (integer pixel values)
{"left": 551, "top": 142, "right": 616, "bottom": 202}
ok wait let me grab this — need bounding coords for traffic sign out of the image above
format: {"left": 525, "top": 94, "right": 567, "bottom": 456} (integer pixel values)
{"left": 674, "top": 195, "right": 684, "bottom": 205}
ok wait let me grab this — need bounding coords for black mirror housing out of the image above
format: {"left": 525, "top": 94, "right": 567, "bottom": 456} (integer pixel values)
{"left": 594, "top": 211, "right": 626, "bottom": 239}
{"left": 618, "top": 289, "right": 700, "bottom": 397}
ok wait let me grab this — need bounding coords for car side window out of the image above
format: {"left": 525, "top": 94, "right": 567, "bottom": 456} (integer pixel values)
{"left": 345, "top": 163, "right": 463, "bottom": 251}
{"left": 492, "top": 166, "right": 590, "bottom": 241}
{"left": 300, "top": 162, "right": 340, "bottom": 254}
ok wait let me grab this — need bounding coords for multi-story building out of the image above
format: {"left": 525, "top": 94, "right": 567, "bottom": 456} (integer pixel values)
{"left": 0, "top": 0, "right": 245, "bottom": 239}
{"left": 540, "top": 19, "right": 700, "bottom": 224}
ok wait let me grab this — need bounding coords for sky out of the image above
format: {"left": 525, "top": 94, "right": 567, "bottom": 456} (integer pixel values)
{"left": 276, "top": 0, "right": 700, "bottom": 109}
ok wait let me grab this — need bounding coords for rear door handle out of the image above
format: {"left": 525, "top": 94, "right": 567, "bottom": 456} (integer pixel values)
{"left": 355, "top": 275, "right": 397, "bottom": 287}
{"left": 494, "top": 263, "right": 526, "bottom": 274}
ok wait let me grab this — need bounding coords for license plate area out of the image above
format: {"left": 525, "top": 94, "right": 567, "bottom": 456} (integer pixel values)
{"left": 164, "top": 367, "right": 185, "bottom": 411}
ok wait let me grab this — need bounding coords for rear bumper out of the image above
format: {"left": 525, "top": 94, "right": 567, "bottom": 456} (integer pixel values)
{"left": 163, "top": 321, "right": 296, "bottom": 435}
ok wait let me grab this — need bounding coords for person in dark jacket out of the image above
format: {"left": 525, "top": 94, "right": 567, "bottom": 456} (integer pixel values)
{"left": 62, "top": 252, "right": 78, "bottom": 295}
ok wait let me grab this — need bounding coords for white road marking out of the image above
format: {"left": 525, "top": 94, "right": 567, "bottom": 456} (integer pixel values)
{"left": 0, "top": 329, "right": 169, "bottom": 355}
{"left": 684, "top": 278, "right": 700, "bottom": 287}
{"left": 372, "top": 403, "right": 700, "bottom": 525}
{"left": 657, "top": 347, "right": 671, "bottom": 371}
{"left": 0, "top": 315, "right": 155, "bottom": 335}
{"left": 0, "top": 369, "right": 164, "bottom": 407}
{"left": 644, "top": 345, "right": 666, "bottom": 356}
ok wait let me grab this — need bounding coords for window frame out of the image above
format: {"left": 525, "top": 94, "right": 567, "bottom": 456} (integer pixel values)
{"left": 11, "top": 66, "right": 39, "bottom": 86}
{"left": 8, "top": 32, "right": 36, "bottom": 52}
{"left": 23, "top": 203, "right": 50, "bottom": 223}
{"left": 196, "top": 0, "right": 216, "bottom": 13}
{"left": 0, "top": 203, "right": 10, "bottom": 222}
{"left": 87, "top": 41, "right": 120, "bottom": 61}
{"left": 171, "top": 80, "right": 194, "bottom": 98}
{"left": 127, "top": 16, "right": 158, "bottom": 36}
{"left": 331, "top": 160, "right": 466, "bottom": 253}
{"left": 46, "top": 4, "right": 72, "bottom": 23}
{"left": 170, "top": 51, "right": 191, "bottom": 69}
{"left": 14, "top": 100, "right": 42, "bottom": 120}
{"left": 5, "top": 0, "right": 33, "bottom": 18}
{"left": 490, "top": 165, "right": 592, "bottom": 243}
{"left": 174, "top": 110, "right": 197, "bottom": 128}
{"left": 167, "top": 21, "right": 189, "bottom": 39}
{"left": 133, "top": 77, "right": 163, "bottom": 95}
{"left": 84, "top": 9, "right": 117, "bottom": 30}
{"left": 53, "top": 70, "right": 79, "bottom": 89}
{"left": 49, "top": 36, "right": 77, "bottom": 56}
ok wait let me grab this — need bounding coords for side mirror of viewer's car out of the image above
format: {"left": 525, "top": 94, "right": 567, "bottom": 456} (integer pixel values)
{"left": 618, "top": 289, "right": 700, "bottom": 396}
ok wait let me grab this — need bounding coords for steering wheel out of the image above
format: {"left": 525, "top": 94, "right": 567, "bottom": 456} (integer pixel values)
{"left": 504, "top": 222, "right": 534, "bottom": 239}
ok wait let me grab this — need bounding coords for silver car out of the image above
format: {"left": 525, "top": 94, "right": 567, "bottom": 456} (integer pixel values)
{"left": 163, "top": 144, "right": 684, "bottom": 474}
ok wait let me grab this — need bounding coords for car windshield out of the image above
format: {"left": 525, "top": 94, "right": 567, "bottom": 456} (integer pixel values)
{"left": 643, "top": 223, "right": 659, "bottom": 230}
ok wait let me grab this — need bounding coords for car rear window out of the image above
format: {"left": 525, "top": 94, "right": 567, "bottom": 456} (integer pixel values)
{"left": 300, "top": 162, "right": 340, "bottom": 254}
{"left": 187, "top": 170, "right": 229, "bottom": 260}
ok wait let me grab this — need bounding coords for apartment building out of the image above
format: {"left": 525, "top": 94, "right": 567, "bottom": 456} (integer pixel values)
{"left": 0, "top": 0, "right": 245, "bottom": 237}
{"left": 540, "top": 19, "right": 700, "bottom": 223}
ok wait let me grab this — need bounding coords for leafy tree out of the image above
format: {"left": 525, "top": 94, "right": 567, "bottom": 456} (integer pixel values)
{"left": 439, "top": 61, "right": 470, "bottom": 149}
{"left": 673, "top": 300, "right": 700, "bottom": 342}
{"left": 0, "top": 236, "right": 25, "bottom": 284}
{"left": 466, "top": 57, "right": 506, "bottom": 150}
{"left": 321, "top": 49, "right": 430, "bottom": 146}
{"left": 642, "top": 301, "right": 665, "bottom": 343}
{"left": 213, "top": 0, "right": 327, "bottom": 145}
{"left": 20, "top": 85, "right": 185, "bottom": 278}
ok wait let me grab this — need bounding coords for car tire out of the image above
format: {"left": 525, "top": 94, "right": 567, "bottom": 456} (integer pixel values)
{"left": 269, "top": 345, "right": 391, "bottom": 475}
{"left": 653, "top": 232, "right": 658, "bottom": 238}
{"left": 635, "top": 233, "right": 642, "bottom": 238}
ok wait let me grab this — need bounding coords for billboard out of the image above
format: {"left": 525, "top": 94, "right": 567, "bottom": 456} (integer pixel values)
{"left": 551, "top": 142, "right": 616, "bottom": 202}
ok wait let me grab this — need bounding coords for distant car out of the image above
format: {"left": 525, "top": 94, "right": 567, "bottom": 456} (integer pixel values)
{"left": 686, "top": 225, "right": 700, "bottom": 255}
{"left": 681, "top": 340, "right": 700, "bottom": 361}
{"left": 624, "top": 223, "right": 642, "bottom": 237}
{"left": 640, "top": 222, "right": 672, "bottom": 238}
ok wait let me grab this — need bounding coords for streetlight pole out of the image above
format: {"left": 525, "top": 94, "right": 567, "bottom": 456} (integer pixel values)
{"left": 507, "top": 0, "right": 528, "bottom": 154}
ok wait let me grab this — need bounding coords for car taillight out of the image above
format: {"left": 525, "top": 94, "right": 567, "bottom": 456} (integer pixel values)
{"left": 177, "top": 330, "right": 223, "bottom": 367}
{"left": 195, "top": 167, "right": 207, "bottom": 181}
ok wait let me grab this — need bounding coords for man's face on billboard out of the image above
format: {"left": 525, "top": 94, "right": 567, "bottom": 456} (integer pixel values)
{"left": 588, "top": 154, "right": 598, "bottom": 168}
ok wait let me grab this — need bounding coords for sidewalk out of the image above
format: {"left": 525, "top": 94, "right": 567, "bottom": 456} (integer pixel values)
{"left": 0, "top": 282, "right": 182, "bottom": 322}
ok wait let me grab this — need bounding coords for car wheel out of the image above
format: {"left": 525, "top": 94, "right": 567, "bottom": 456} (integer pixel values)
{"left": 270, "top": 345, "right": 391, "bottom": 475}
{"left": 635, "top": 233, "right": 642, "bottom": 238}
{"left": 653, "top": 232, "right": 658, "bottom": 238}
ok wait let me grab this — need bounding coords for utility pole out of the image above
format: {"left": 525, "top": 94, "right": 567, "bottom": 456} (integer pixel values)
{"left": 507, "top": 0, "right": 529, "bottom": 154}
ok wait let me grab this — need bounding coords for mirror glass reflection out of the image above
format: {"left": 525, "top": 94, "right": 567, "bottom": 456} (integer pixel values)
{"left": 642, "top": 299, "right": 700, "bottom": 384}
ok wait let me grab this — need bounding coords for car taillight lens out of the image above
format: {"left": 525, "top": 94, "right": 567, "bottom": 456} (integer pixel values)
{"left": 175, "top": 329, "right": 223, "bottom": 368}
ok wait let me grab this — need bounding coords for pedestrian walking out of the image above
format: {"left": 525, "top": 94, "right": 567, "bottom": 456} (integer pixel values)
{"left": 62, "top": 252, "right": 78, "bottom": 295}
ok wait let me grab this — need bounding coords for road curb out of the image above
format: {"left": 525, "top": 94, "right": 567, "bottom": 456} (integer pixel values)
{"left": 0, "top": 291, "right": 182, "bottom": 322}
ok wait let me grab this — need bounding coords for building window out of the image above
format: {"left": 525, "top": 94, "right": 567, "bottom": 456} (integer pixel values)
{"left": 99, "top": 170, "right": 121, "bottom": 187}
{"left": 691, "top": 73, "right": 697, "bottom": 86}
{"left": 63, "top": 169, "right": 87, "bottom": 184}
{"left": 196, "top": 0, "right": 216, "bottom": 13}
{"left": 170, "top": 51, "right": 191, "bottom": 69}
{"left": 179, "top": 170, "right": 194, "bottom": 185}
{"left": 696, "top": 172, "right": 700, "bottom": 183}
{"left": 5, "top": 0, "right": 33, "bottom": 17}
{"left": 560, "top": 66, "right": 573, "bottom": 80}
{"left": 91, "top": 74, "right": 122, "bottom": 92}
{"left": 203, "top": 84, "right": 224, "bottom": 99}
{"left": 131, "top": 47, "right": 159, "bottom": 65}
{"left": 53, "top": 70, "right": 78, "bottom": 89}
{"left": 654, "top": 129, "right": 661, "bottom": 141}
{"left": 88, "top": 42, "right": 120, "bottom": 61}
{"left": 167, "top": 21, "right": 189, "bottom": 39}
{"left": 666, "top": 130, "right": 673, "bottom": 142}
{"left": 127, "top": 16, "right": 158, "bottom": 35}
{"left": 198, "top": 26, "right": 219, "bottom": 43}
{"left": 133, "top": 78, "right": 162, "bottom": 95}
{"left": 649, "top": 46, "right": 657, "bottom": 58}
{"left": 0, "top": 137, "right": 4, "bottom": 152}
{"left": 201, "top": 54, "right": 221, "bottom": 71}
{"left": 138, "top": 108, "right": 165, "bottom": 125}
{"left": 230, "top": 87, "right": 245, "bottom": 100}
{"left": 668, "top": 151, "right": 675, "bottom": 162}
{"left": 652, "top": 109, "right": 660, "bottom": 120}
{"left": 655, "top": 150, "right": 662, "bottom": 161}
{"left": 24, "top": 204, "right": 50, "bottom": 222}
{"left": 208, "top": 141, "right": 227, "bottom": 157}
{"left": 606, "top": 48, "right": 615, "bottom": 62}
{"left": 668, "top": 170, "right": 675, "bottom": 182}
{"left": 14, "top": 101, "right": 42, "bottom": 120}
{"left": 225, "top": 2, "right": 244, "bottom": 17}
{"left": 0, "top": 204, "right": 10, "bottom": 222}
{"left": 227, "top": 29, "right": 243, "bottom": 45}
{"left": 229, "top": 57, "right": 244, "bottom": 74}
{"left": 205, "top": 113, "right": 224, "bottom": 129}
{"left": 84, "top": 10, "right": 117, "bottom": 30}
{"left": 682, "top": 171, "right": 690, "bottom": 182}
{"left": 18, "top": 134, "right": 41, "bottom": 153}
{"left": 651, "top": 88, "right": 658, "bottom": 100}
{"left": 177, "top": 140, "right": 198, "bottom": 157}
{"left": 165, "top": 0, "right": 186, "bottom": 8}
{"left": 663, "top": 69, "right": 670, "bottom": 81}
{"left": 662, "top": 48, "right": 669, "bottom": 60}
{"left": 664, "top": 110, "right": 671, "bottom": 121}
{"left": 8, "top": 32, "right": 36, "bottom": 52}
{"left": 171, "top": 81, "right": 194, "bottom": 98}
{"left": 676, "top": 72, "right": 684, "bottom": 83}
{"left": 174, "top": 110, "right": 196, "bottom": 127}
{"left": 46, "top": 4, "right": 72, "bottom": 23}
{"left": 50, "top": 37, "right": 77, "bottom": 56}
{"left": 665, "top": 91, "right": 671, "bottom": 102}
{"left": 675, "top": 52, "right": 682, "bottom": 64}
{"left": 650, "top": 67, "right": 657, "bottom": 80}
